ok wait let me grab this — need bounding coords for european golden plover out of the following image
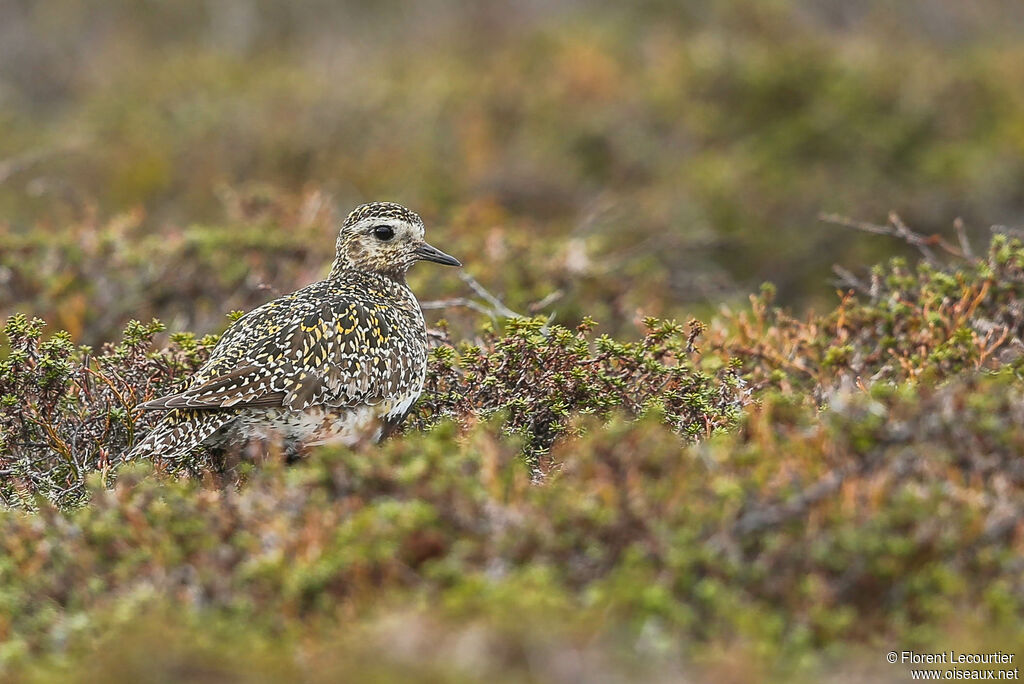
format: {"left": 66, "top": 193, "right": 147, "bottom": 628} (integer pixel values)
{"left": 128, "top": 201, "right": 460, "bottom": 462}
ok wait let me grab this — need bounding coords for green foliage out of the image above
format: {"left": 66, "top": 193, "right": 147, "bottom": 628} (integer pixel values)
{"left": 718, "top": 234, "right": 1024, "bottom": 398}
{"left": 0, "top": 310, "right": 746, "bottom": 502}
{"left": 412, "top": 317, "right": 746, "bottom": 461}
{"left": 0, "top": 318, "right": 216, "bottom": 508}
{"left": 6, "top": 233, "right": 1024, "bottom": 678}
{"left": 4, "top": 376, "right": 1024, "bottom": 680}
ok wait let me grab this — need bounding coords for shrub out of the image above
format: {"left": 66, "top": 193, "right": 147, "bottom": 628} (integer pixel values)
{"left": 0, "top": 316, "right": 216, "bottom": 508}
{"left": 0, "top": 311, "right": 747, "bottom": 506}
{"left": 411, "top": 316, "right": 747, "bottom": 466}
{"left": 718, "top": 232, "right": 1024, "bottom": 400}
{"left": 3, "top": 375, "right": 1024, "bottom": 679}
{"left": 5, "top": 233, "right": 1024, "bottom": 680}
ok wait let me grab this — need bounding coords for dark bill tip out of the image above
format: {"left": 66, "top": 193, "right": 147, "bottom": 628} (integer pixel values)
{"left": 414, "top": 242, "right": 461, "bottom": 267}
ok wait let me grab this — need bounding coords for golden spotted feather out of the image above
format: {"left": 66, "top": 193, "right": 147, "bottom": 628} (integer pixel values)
{"left": 129, "top": 272, "right": 427, "bottom": 460}
{"left": 128, "top": 200, "right": 458, "bottom": 463}
{"left": 144, "top": 274, "right": 426, "bottom": 412}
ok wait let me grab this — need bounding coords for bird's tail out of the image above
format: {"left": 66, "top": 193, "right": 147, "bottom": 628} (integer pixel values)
{"left": 126, "top": 410, "right": 235, "bottom": 464}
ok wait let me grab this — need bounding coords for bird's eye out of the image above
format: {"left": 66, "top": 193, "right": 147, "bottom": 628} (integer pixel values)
{"left": 372, "top": 225, "right": 395, "bottom": 241}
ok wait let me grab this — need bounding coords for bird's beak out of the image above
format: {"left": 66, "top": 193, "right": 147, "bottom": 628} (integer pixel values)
{"left": 413, "top": 242, "right": 461, "bottom": 267}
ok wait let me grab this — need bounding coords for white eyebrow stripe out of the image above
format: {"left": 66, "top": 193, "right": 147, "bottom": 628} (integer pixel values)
{"left": 353, "top": 218, "right": 407, "bottom": 233}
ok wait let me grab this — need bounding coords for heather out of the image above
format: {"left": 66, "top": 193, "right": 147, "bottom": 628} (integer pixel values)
{"left": 4, "top": 1, "right": 1024, "bottom": 682}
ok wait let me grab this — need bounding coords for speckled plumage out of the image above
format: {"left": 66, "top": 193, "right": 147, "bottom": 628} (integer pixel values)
{"left": 129, "top": 202, "right": 460, "bottom": 462}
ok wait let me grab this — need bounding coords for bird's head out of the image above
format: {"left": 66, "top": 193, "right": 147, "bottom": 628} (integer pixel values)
{"left": 330, "top": 202, "right": 461, "bottom": 279}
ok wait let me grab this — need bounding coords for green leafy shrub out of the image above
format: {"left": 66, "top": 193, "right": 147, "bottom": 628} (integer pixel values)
{"left": 4, "top": 375, "right": 1024, "bottom": 680}
{"left": 0, "top": 317, "right": 217, "bottom": 508}
{"left": 719, "top": 233, "right": 1024, "bottom": 398}
{"left": 0, "top": 310, "right": 747, "bottom": 505}
{"left": 412, "top": 316, "right": 746, "bottom": 463}
{"left": 6, "top": 232, "right": 1024, "bottom": 681}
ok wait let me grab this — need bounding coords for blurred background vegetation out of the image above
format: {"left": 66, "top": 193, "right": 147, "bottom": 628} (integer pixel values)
{"left": 3, "top": 0, "right": 1024, "bottom": 343}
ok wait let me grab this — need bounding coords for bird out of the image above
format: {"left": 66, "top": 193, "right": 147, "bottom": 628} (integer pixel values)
{"left": 127, "top": 201, "right": 460, "bottom": 464}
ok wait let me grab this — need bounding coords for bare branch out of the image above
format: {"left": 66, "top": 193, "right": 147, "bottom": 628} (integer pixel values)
{"left": 832, "top": 265, "right": 870, "bottom": 295}
{"left": 529, "top": 289, "right": 564, "bottom": 313}
{"left": 457, "top": 272, "right": 525, "bottom": 319}
{"left": 819, "top": 213, "right": 893, "bottom": 236}
{"left": 819, "top": 212, "right": 966, "bottom": 264}
{"left": 419, "top": 298, "right": 495, "bottom": 316}
{"left": 0, "top": 143, "right": 83, "bottom": 185}
{"left": 888, "top": 212, "right": 938, "bottom": 265}
{"left": 954, "top": 217, "right": 974, "bottom": 261}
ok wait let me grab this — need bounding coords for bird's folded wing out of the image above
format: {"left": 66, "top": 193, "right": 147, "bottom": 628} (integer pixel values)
{"left": 138, "top": 360, "right": 390, "bottom": 411}
{"left": 137, "top": 365, "right": 287, "bottom": 409}
{"left": 137, "top": 297, "right": 409, "bottom": 412}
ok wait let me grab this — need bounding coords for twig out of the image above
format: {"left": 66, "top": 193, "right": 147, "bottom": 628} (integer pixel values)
{"left": 81, "top": 366, "right": 134, "bottom": 444}
{"left": 888, "top": 212, "right": 938, "bottom": 265}
{"left": 420, "top": 298, "right": 495, "bottom": 316}
{"left": 819, "top": 213, "right": 892, "bottom": 236}
{"left": 458, "top": 272, "right": 525, "bottom": 319}
{"left": 529, "top": 289, "right": 563, "bottom": 313}
{"left": 953, "top": 217, "right": 974, "bottom": 261}
{"left": 421, "top": 274, "right": 558, "bottom": 335}
{"left": 819, "top": 212, "right": 965, "bottom": 263}
{"left": 0, "top": 143, "right": 83, "bottom": 184}
{"left": 832, "top": 264, "right": 870, "bottom": 295}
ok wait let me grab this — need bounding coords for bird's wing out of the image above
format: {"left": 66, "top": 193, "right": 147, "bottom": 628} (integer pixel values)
{"left": 139, "top": 286, "right": 422, "bottom": 412}
{"left": 136, "top": 365, "right": 286, "bottom": 409}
